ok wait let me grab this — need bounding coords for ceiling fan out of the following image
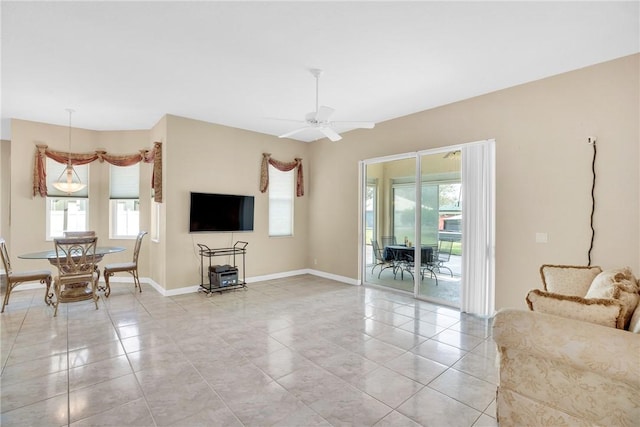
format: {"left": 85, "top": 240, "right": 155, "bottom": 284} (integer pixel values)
{"left": 276, "top": 69, "right": 375, "bottom": 142}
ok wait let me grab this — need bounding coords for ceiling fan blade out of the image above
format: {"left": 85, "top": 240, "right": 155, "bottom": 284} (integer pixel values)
{"left": 319, "top": 127, "right": 342, "bottom": 142}
{"left": 315, "top": 106, "right": 335, "bottom": 122}
{"left": 331, "top": 121, "right": 375, "bottom": 129}
{"left": 279, "top": 127, "right": 310, "bottom": 139}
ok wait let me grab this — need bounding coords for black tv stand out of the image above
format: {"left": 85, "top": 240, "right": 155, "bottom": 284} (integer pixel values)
{"left": 196, "top": 241, "right": 248, "bottom": 295}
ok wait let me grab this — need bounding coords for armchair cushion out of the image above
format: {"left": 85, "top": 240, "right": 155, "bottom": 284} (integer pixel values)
{"left": 539, "top": 264, "right": 602, "bottom": 296}
{"left": 526, "top": 289, "right": 625, "bottom": 329}
{"left": 585, "top": 267, "right": 640, "bottom": 329}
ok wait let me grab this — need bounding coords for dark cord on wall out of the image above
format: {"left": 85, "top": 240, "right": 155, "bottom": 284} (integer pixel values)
{"left": 588, "top": 141, "right": 597, "bottom": 266}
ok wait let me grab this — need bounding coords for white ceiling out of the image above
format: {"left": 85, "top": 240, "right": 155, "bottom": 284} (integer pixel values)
{"left": 2, "top": 1, "right": 638, "bottom": 142}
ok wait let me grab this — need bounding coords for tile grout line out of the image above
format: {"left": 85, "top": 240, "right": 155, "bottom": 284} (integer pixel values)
{"left": 106, "top": 287, "right": 160, "bottom": 427}
{"left": 65, "top": 304, "right": 71, "bottom": 427}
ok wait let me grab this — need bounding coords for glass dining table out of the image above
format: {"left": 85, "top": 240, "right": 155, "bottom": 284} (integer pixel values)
{"left": 19, "top": 246, "right": 126, "bottom": 293}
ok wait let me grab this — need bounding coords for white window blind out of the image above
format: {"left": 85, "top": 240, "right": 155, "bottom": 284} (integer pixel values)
{"left": 110, "top": 163, "right": 140, "bottom": 199}
{"left": 268, "top": 166, "right": 294, "bottom": 237}
{"left": 46, "top": 158, "right": 89, "bottom": 197}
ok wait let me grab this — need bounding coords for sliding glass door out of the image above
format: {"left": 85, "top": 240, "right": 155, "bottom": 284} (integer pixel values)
{"left": 416, "top": 152, "right": 462, "bottom": 306}
{"left": 363, "top": 157, "right": 416, "bottom": 294}
{"left": 360, "top": 140, "right": 495, "bottom": 315}
{"left": 362, "top": 153, "right": 460, "bottom": 304}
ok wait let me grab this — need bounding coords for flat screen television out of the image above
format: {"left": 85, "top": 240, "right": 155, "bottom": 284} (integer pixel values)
{"left": 189, "top": 192, "right": 255, "bottom": 232}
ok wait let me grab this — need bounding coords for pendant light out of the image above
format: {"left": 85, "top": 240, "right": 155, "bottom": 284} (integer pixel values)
{"left": 52, "top": 109, "right": 86, "bottom": 194}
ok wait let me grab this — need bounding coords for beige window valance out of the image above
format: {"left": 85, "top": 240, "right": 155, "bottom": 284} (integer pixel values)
{"left": 259, "top": 153, "right": 304, "bottom": 197}
{"left": 33, "top": 141, "right": 163, "bottom": 202}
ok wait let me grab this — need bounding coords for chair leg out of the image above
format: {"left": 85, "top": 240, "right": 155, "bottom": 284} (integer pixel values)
{"left": 92, "top": 284, "right": 99, "bottom": 310}
{"left": 1, "top": 284, "right": 12, "bottom": 313}
{"left": 133, "top": 270, "right": 142, "bottom": 293}
{"left": 52, "top": 279, "right": 61, "bottom": 317}
{"left": 423, "top": 267, "right": 438, "bottom": 286}
{"left": 439, "top": 265, "right": 453, "bottom": 277}
{"left": 43, "top": 277, "right": 54, "bottom": 306}
{"left": 378, "top": 265, "right": 392, "bottom": 279}
{"left": 104, "top": 271, "right": 112, "bottom": 297}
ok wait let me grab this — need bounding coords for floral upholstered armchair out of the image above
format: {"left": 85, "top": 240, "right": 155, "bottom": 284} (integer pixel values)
{"left": 492, "top": 265, "right": 640, "bottom": 426}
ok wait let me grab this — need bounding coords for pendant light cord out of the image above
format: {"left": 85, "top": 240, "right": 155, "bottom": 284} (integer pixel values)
{"left": 66, "top": 109, "right": 74, "bottom": 165}
{"left": 588, "top": 141, "right": 597, "bottom": 266}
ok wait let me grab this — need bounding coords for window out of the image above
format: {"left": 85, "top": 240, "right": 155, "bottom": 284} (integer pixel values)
{"left": 365, "top": 180, "right": 377, "bottom": 263}
{"left": 109, "top": 163, "right": 140, "bottom": 238}
{"left": 392, "top": 183, "right": 416, "bottom": 246}
{"left": 392, "top": 181, "right": 455, "bottom": 247}
{"left": 268, "top": 166, "right": 294, "bottom": 236}
{"left": 46, "top": 158, "right": 89, "bottom": 239}
{"left": 151, "top": 201, "right": 160, "bottom": 242}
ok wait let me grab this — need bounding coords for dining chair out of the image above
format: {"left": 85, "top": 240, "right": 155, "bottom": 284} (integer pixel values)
{"left": 52, "top": 236, "right": 100, "bottom": 316}
{"left": 63, "top": 231, "right": 96, "bottom": 238}
{"left": 371, "top": 240, "right": 396, "bottom": 278}
{"left": 0, "top": 237, "right": 53, "bottom": 313}
{"left": 103, "top": 231, "right": 147, "bottom": 297}
{"left": 434, "top": 239, "right": 454, "bottom": 277}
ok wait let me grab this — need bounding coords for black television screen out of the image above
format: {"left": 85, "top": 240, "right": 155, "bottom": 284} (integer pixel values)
{"left": 189, "top": 192, "right": 255, "bottom": 232}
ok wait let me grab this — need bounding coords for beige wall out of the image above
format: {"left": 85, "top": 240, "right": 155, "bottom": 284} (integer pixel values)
{"left": 5, "top": 54, "right": 638, "bottom": 310}
{"left": 1, "top": 140, "right": 10, "bottom": 243}
{"left": 161, "top": 115, "right": 310, "bottom": 290}
{"left": 310, "top": 53, "right": 639, "bottom": 310}
{"left": 148, "top": 116, "right": 167, "bottom": 290}
{"left": 8, "top": 119, "right": 152, "bottom": 274}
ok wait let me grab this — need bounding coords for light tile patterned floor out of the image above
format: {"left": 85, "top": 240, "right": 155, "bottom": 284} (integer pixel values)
{"left": 1, "top": 275, "right": 498, "bottom": 426}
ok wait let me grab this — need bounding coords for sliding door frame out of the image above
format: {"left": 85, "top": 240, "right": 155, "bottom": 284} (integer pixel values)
{"left": 359, "top": 140, "right": 495, "bottom": 315}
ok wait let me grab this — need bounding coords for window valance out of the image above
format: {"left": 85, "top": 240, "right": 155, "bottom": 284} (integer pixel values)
{"left": 33, "top": 141, "right": 163, "bottom": 202}
{"left": 259, "top": 153, "right": 304, "bottom": 197}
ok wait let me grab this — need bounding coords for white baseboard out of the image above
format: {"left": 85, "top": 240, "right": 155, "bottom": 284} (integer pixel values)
{"left": 156, "top": 269, "right": 359, "bottom": 296}
{"left": 306, "top": 269, "right": 360, "bottom": 286}
{"left": 7, "top": 270, "right": 360, "bottom": 297}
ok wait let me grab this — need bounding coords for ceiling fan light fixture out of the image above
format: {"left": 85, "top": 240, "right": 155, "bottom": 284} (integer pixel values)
{"left": 52, "top": 109, "right": 86, "bottom": 194}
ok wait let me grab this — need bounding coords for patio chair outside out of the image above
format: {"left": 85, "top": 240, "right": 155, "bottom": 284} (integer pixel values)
{"left": 435, "top": 238, "right": 454, "bottom": 277}
{"left": 371, "top": 240, "right": 396, "bottom": 278}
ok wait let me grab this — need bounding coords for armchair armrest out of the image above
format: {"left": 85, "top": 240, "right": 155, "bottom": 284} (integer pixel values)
{"left": 493, "top": 309, "right": 640, "bottom": 426}
{"left": 493, "top": 309, "right": 640, "bottom": 386}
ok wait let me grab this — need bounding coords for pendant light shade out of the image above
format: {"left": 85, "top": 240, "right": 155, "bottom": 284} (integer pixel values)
{"left": 52, "top": 109, "right": 86, "bottom": 194}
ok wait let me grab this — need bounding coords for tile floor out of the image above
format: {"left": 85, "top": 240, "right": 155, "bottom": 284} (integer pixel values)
{"left": 1, "top": 275, "right": 498, "bottom": 427}
{"left": 364, "top": 266, "right": 461, "bottom": 306}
